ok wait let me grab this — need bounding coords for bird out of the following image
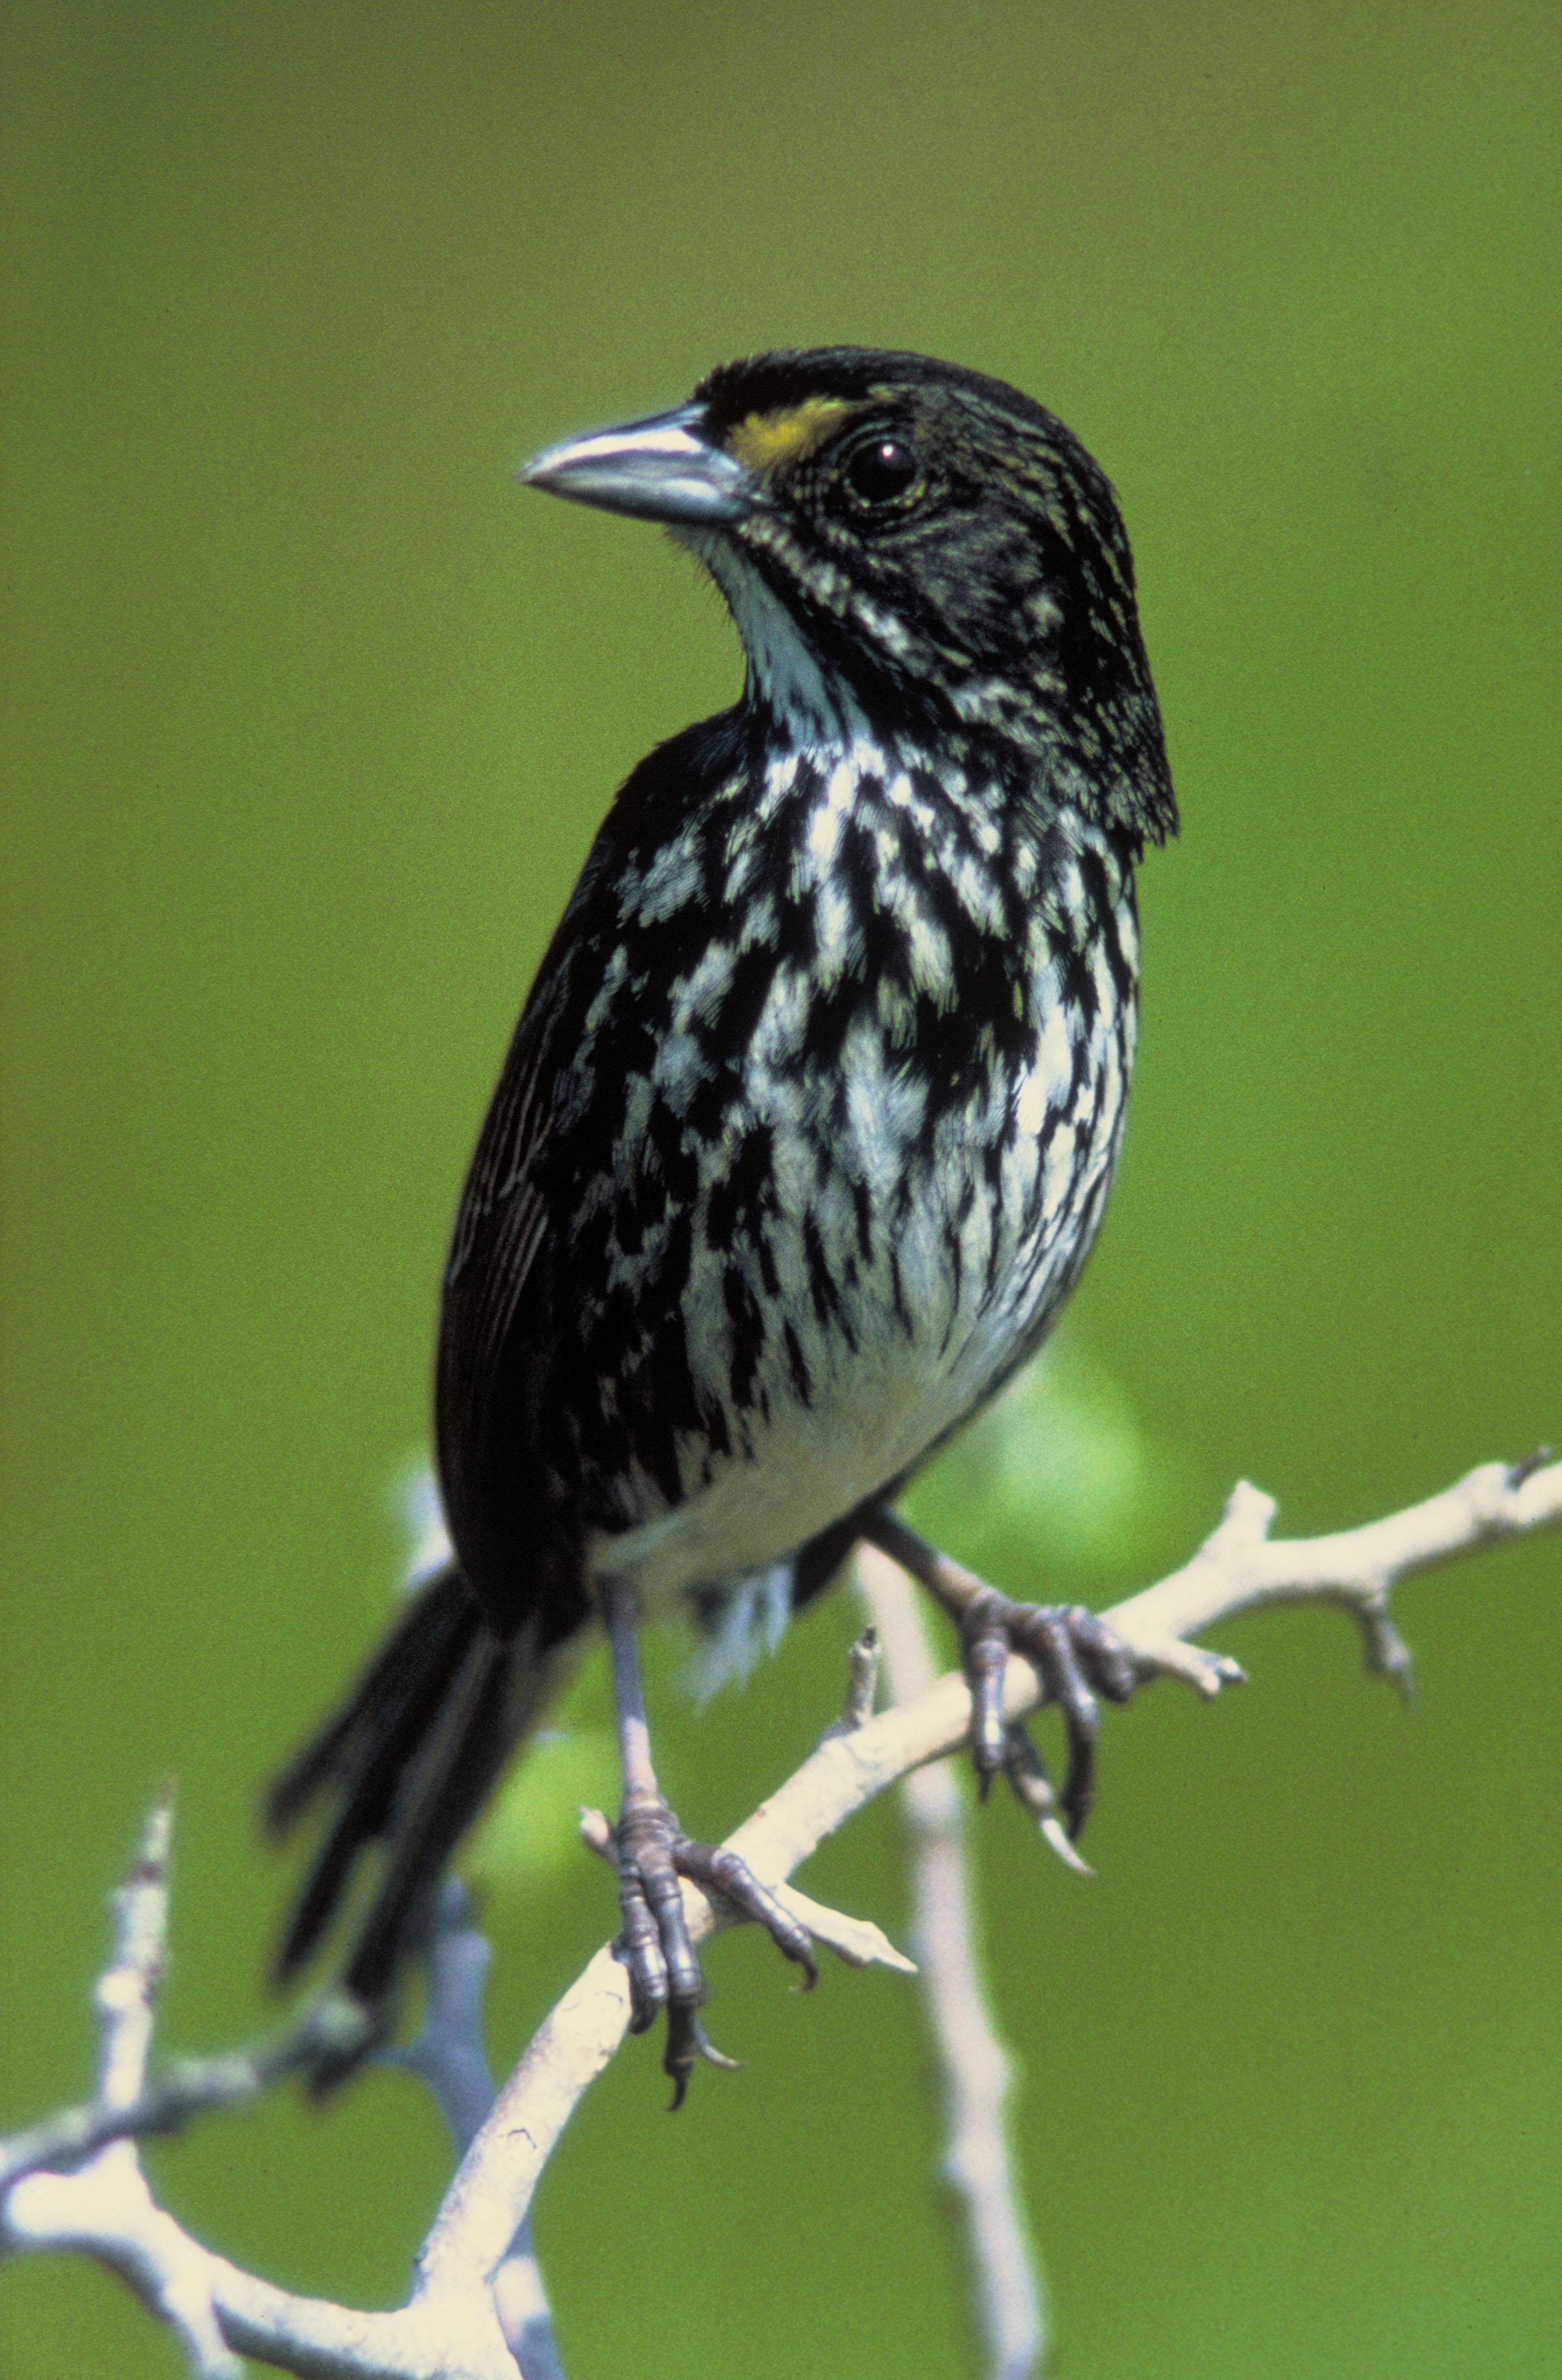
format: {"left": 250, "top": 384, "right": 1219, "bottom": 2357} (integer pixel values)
{"left": 269, "top": 345, "right": 1182, "bottom": 2102}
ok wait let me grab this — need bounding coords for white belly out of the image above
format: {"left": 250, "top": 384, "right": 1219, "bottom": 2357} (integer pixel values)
{"left": 589, "top": 989, "right": 1127, "bottom": 1616}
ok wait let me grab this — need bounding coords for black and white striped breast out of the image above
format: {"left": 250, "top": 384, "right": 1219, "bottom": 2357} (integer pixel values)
{"left": 532, "top": 737, "right": 1139, "bottom": 1607}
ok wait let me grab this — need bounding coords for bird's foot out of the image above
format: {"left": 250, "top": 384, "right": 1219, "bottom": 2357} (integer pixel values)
{"left": 613, "top": 1791, "right": 817, "bottom": 2107}
{"left": 960, "top": 1590, "right": 1141, "bottom": 1843}
{"left": 865, "top": 1504, "right": 1243, "bottom": 1858}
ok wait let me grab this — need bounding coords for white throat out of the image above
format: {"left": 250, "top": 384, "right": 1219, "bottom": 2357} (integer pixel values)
{"left": 681, "top": 528, "right": 868, "bottom": 746}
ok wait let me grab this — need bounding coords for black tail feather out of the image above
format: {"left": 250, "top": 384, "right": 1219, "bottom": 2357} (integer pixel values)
{"left": 266, "top": 1566, "right": 473, "bottom": 1840}
{"left": 267, "top": 1563, "right": 567, "bottom": 2040}
{"left": 338, "top": 1632, "right": 514, "bottom": 2008}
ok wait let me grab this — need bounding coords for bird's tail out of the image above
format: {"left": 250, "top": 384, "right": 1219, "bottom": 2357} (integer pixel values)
{"left": 266, "top": 1562, "right": 568, "bottom": 2049}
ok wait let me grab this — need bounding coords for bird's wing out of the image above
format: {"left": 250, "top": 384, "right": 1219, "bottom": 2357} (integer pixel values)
{"left": 433, "top": 710, "right": 748, "bottom": 1618}
{"left": 433, "top": 864, "right": 603, "bottom": 1601}
{"left": 444, "top": 984, "right": 562, "bottom": 1372}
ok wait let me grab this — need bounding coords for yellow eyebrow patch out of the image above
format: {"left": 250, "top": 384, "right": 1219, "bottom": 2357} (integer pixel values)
{"left": 726, "top": 397, "right": 860, "bottom": 480}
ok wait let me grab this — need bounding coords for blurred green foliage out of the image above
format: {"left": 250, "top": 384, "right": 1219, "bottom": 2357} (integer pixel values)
{"left": 3, "top": 3, "right": 1558, "bottom": 2375}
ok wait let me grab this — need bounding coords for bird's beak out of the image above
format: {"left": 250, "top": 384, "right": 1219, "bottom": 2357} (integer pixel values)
{"left": 518, "top": 402, "right": 753, "bottom": 526}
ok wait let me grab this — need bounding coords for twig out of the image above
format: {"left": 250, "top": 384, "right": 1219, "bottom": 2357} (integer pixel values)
{"left": 3, "top": 1821, "right": 521, "bottom": 2379}
{"left": 386, "top": 1885, "right": 566, "bottom": 2380}
{"left": 3, "top": 1454, "right": 1557, "bottom": 2377}
{"left": 831, "top": 1623, "right": 883, "bottom": 1733}
{"left": 0, "top": 1998, "right": 371, "bottom": 2195}
{"left": 2, "top": 1795, "right": 245, "bottom": 2380}
{"left": 858, "top": 1547, "right": 1045, "bottom": 2380}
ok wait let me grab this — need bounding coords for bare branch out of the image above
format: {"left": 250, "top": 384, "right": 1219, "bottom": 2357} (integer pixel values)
{"left": 2, "top": 1820, "right": 521, "bottom": 2380}
{"left": 1106, "top": 1456, "right": 1561, "bottom": 1682}
{"left": 96, "top": 1788, "right": 173, "bottom": 2106}
{"left": 389, "top": 1884, "right": 500, "bottom": 2156}
{"left": 385, "top": 1885, "right": 565, "bottom": 2380}
{"left": 3, "top": 1797, "right": 245, "bottom": 2380}
{"left": 414, "top": 1454, "right": 1562, "bottom": 2306}
{"left": 858, "top": 1547, "right": 1045, "bottom": 2380}
{"left": 0, "top": 1998, "right": 371, "bottom": 2195}
{"left": 4, "top": 1454, "right": 1557, "bottom": 2375}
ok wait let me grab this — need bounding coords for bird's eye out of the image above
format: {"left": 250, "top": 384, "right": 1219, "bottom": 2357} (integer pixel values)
{"left": 841, "top": 434, "right": 922, "bottom": 509}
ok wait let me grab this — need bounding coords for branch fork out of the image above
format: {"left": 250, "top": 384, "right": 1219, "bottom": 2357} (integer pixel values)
{"left": 3, "top": 1453, "right": 1557, "bottom": 2379}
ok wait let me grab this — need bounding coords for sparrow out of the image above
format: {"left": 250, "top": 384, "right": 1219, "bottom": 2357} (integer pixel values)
{"left": 271, "top": 347, "right": 1183, "bottom": 2101}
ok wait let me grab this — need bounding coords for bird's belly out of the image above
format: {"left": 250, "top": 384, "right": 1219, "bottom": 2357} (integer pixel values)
{"left": 594, "top": 1323, "right": 963, "bottom": 1612}
{"left": 589, "top": 1010, "right": 1126, "bottom": 1613}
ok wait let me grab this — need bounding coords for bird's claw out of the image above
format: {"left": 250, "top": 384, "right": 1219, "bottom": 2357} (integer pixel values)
{"left": 998, "top": 1718, "right": 1094, "bottom": 1872}
{"left": 613, "top": 1792, "right": 817, "bottom": 2107}
{"left": 961, "top": 1591, "right": 1138, "bottom": 1841}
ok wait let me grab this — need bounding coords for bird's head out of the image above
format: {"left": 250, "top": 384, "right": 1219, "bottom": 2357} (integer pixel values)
{"left": 523, "top": 347, "right": 1175, "bottom": 845}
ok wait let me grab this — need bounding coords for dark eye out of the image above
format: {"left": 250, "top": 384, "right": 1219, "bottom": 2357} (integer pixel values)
{"left": 842, "top": 434, "right": 921, "bottom": 508}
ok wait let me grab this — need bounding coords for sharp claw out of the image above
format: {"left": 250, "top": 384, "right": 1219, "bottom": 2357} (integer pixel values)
{"left": 1040, "top": 1814, "right": 1095, "bottom": 1876}
{"left": 1058, "top": 1712, "right": 1099, "bottom": 1836}
{"left": 692, "top": 2016, "right": 740, "bottom": 2073}
{"left": 1002, "top": 1724, "right": 1051, "bottom": 1806}
{"left": 663, "top": 2008, "right": 739, "bottom": 2110}
{"left": 1033, "top": 1629, "right": 1100, "bottom": 1840}
{"left": 1006, "top": 1719, "right": 1093, "bottom": 1868}
{"left": 1060, "top": 1739, "right": 1096, "bottom": 1839}
{"left": 871, "top": 1510, "right": 1226, "bottom": 1849}
{"left": 663, "top": 2007, "right": 696, "bottom": 2110}
{"left": 1003, "top": 1721, "right": 1093, "bottom": 1873}
{"left": 955, "top": 1586, "right": 1132, "bottom": 1844}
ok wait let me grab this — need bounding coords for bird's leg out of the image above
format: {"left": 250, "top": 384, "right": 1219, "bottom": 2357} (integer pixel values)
{"left": 862, "top": 1506, "right": 1150, "bottom": 1841}
{"left": 601, "top": 1578, "right": 817, "bottom": 2107}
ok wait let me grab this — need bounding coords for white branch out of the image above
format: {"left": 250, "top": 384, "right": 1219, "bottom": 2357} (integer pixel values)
{"left": 413, "top": 1454, "right": 1562, "bottom": 2305}
{"left": 858, "top": 1548, "right": 1045, "bottom": 2380}
{"left": 387, "top": 1886, "right": 566, "bottom": 2380}
{"left": 2, "top": 1823, "right": 521, "bottom": 2380}
{"left": 4, "top": 1454, "right": 1557, "bottom": 2377}
{"left": 3, "top": 1795, "right": 245, "bottom": 2380}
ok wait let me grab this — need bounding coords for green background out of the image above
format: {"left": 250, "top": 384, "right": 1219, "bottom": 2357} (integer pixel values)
{"left": 3, "top": 3, "right": 1559, "bottom": 2373}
